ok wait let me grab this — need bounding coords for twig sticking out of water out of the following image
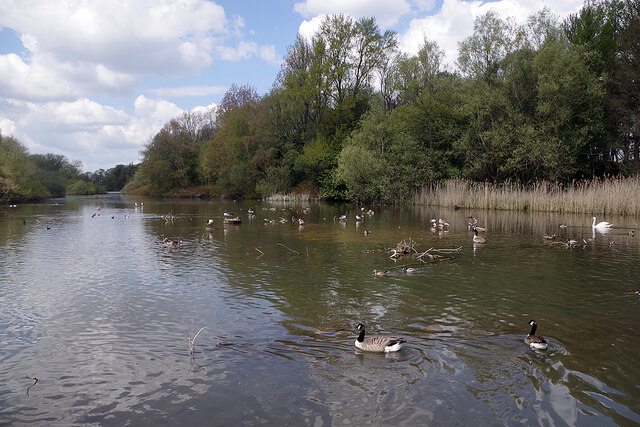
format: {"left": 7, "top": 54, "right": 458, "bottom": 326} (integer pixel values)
{"left": 277, "top": 242, "right": 300, "bottom": 255}
{"left": 255, "top": 248, "right": 264, "bottom": 258}
{"left": 416, "top": 246, "right": 462, "bottom": 261}
{"left": 26, "top": 375, "right": 38, "bottom": 396}
{"left": 164, "top": 212, "right": 175, "bottom": 224}
{"left": 187, "top": 327, "right": 206, "bottom": 355}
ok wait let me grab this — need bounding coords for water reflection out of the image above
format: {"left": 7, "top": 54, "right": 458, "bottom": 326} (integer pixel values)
{"left": 0, "top": 194, "right": 639, "bottom": 425}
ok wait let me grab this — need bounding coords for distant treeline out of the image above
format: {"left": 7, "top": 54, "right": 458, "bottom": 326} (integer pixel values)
{"left": 0, "top": 133, "right": 136, "bottom": 203}
{"left": 121, "top": 0, "right": 638, "bottom": 202}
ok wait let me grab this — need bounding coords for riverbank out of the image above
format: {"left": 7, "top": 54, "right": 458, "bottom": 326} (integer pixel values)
{"left": 416, "top": 177, "right": 640, "bottom": 217}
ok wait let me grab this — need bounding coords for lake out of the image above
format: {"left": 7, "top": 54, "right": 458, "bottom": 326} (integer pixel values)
{"left": 1, "top": 193, "right": 639, "bottom": 426}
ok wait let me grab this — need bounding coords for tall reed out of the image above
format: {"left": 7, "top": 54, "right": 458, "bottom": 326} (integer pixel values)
{"left": 415, "top": 177, "right": 640, "bottom": 217}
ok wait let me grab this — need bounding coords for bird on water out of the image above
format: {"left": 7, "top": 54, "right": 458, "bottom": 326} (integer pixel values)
{"left": 525, "top": 320, "right": 548, "bottom": 350}
{"left": 354, "top": 323, "right": 405, "bottom": 353}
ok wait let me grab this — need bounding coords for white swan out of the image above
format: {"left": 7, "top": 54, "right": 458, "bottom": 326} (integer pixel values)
{"left": 592, "top": 217, "right": 613, "bottom": 229}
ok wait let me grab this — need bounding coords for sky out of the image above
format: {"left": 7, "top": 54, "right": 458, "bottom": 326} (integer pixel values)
{"left": 0, "top": 0, "right": 586, "bottom": 172}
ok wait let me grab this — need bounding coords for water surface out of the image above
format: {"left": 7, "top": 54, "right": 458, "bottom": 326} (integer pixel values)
{"left": 1, "top": 194, "right": 639, "bottom": 425}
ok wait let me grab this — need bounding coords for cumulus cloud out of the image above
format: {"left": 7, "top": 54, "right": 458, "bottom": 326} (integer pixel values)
{"left": 0, "top": 0, "right": 279, "bottom": 103}
{"left": 0, "top": 95, "right": 191, "bottom": 171}
{"left": 147, "top": 86, "right": 227, "bottom": 98}
{"left": 294, "top": 0, "right": 412, "bottom": 27}
{"left": 398, "top": 0, "right": 584, "bottom": 68}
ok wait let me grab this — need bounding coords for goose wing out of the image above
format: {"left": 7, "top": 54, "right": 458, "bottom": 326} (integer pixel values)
{"left": 360, "top": 335, "right": 405, "bottom": 351}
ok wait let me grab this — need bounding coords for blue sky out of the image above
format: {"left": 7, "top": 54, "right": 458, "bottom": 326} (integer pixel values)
{"left": 0, "top": 0, "right": 585, "bottom": 172}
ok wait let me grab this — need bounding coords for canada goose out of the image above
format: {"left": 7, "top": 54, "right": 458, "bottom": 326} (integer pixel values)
{"left": 373, "top": 269, "right": 389, "bottom": 276}
{"left": 472, "top": 228, "right": 486, "bottom": 243}
{"left": 525, "top": 320, "right": 548, "bottom": 350}
{"left": 403, "top": 266, "right": 417, "bottom": 273}
{"left": 592, "top": 216, "right": 613, "bottom": 229}
{"left": 354, "top": 323, "right": 405, "bottom": 353}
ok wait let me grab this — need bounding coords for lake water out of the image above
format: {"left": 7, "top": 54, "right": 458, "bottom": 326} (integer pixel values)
{"left": 1, "top": 194, "right": 639, "bottom": 426}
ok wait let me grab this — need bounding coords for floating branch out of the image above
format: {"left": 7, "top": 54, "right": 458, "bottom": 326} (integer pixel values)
{"left": 387, "top": 239, "right": 461, "bottom": 263}
{"left": 26, "top": 375, "right": 38, "bottom": 396}
{"left": 216, "top": 342, "right": 254, "bottom": 347}
{"left": 276, "top": 242, "right": 300, "bottom": 255}
{"left": 187, "top": 327, "right": 206, "bottom": 355}
{"left": 163, "top": 212, "right": 175, "bottom": 224}
{"left": 255, "top": 248, "right": 264, "bottom": 258}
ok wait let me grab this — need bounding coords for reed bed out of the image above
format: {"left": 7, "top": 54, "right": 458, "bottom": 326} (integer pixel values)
{"left": 416, "top": 177, "right": 640, "bottom": 217}
{"left": 265, "top": 192, "right": 317, "bottom": 202}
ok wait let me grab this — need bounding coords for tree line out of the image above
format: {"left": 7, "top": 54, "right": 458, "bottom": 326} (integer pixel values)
{"left": 0, "top": 132, "right": 136, "bottom": 203}
{"left": 4, "top": 0, "right": 638, "bottom": 204}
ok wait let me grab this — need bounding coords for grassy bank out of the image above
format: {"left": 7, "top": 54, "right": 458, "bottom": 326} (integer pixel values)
{"left": 416, "top": 177, "right": 640, "bottom": 217}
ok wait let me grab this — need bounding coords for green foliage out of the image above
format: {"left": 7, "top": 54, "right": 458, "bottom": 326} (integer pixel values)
{"left": 66, "top": 180, "right": 105, "bottom": 195}
{"left": 127, "top": 4, "right": 637, "bottom": 202}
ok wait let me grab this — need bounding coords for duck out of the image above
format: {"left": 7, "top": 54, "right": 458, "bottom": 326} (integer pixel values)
{"left": 163, "top": 237, "right": 181, "bottom": 248}
{"left": 592, "top": 216, "right": 613, "bottom": 229}
{"left": 467, "top": 216, "right": 478, "bottom": 228}
{"left": 363, "top": 230, "right": 371, "bottom": 236}
{"left": 628, "top": 230, "right": 635, "bottom": 236}
{"left": 559, "top": 223, "right": 568, "bottom": 229}
{"left": 402, "top": 266, "right": 417, "bottom": 273}
{"left": 373, "top": 269, "right": 389, "bottom": 276}
{"left": 525, "top": 320, "right": 548, "bottom": 350}
{"left": 543, "top": 233, "right": 556, "bottom": 241}
{"left": 354, "top": 323, "right": 405, "bottom": 353}
{"left": 206, "top": 219, "right": 214, "bottom": 226}
{"left": 472, "top": 228, "right": 486, "bottom": 243}
{"left": 339, "top": 215, "right": 347, "bottom": 222}
{"left": 298, "top": 218, "right": 307, "bottom": 225}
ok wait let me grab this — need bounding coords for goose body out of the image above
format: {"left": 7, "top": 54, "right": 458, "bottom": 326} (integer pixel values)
{"left": 472, "top": 228, "right": 486, "bottom": 243}
{"left": 592, "top": 217, "right": 613, "bottom": 229}
{"left": 525, "top": 320, "right": 548, "bottom": 350}
{"left": 355, "top": 324, "right": 405, "bottom": 353}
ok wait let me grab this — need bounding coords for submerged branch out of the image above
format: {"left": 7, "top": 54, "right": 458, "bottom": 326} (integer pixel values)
{"left": 277, "top": 242, "right": 300, "bottom": 255}
{"left": 26, "top": 375, "right": 38, "bottom": 396}
{"left": 187, "top": 326, "right": 207, "bottom": 355}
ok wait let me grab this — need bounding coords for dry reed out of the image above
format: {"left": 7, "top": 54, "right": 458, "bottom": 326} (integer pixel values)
{"left": 415, "top": 177, "right": 640, "bottom": 217}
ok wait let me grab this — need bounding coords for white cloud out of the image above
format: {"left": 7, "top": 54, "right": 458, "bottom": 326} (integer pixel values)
{"left": 294, "top": 0, "right": 412, "bottom": 27}
{"left": 214, "top": 41, "right": 280, "bottom": 65}
{"left": 0, "top": 95, "right": 190, "bottom": 170}
{"left": 147, "top": 86, "right": 227, "bottom": 98}
{"left": 398, "top": 0, "right": 585, "bottom": 68}
{"left": 0, "top": 0, "right": 278, "bottom": 104}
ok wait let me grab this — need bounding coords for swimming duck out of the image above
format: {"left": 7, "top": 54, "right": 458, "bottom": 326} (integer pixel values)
{"left": 373, "top": 269, "right": 389, "bottom": 276}
{"left": 403, "top": 266, "right": 417, "bottom": 273}
{"left": 543, "top": 234, "right": 556, "bottom": 241}
{"left": 525, "top": 320, "right": 548, "bottom": 350}
{"left": 354, "top": 323, "right": 405, "bottom": 353}
{"left": 628, "top": 230, "right": 635, "bottom": 236}
{"left": 363, "top": 230, "right": 371, "bottom": 236}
